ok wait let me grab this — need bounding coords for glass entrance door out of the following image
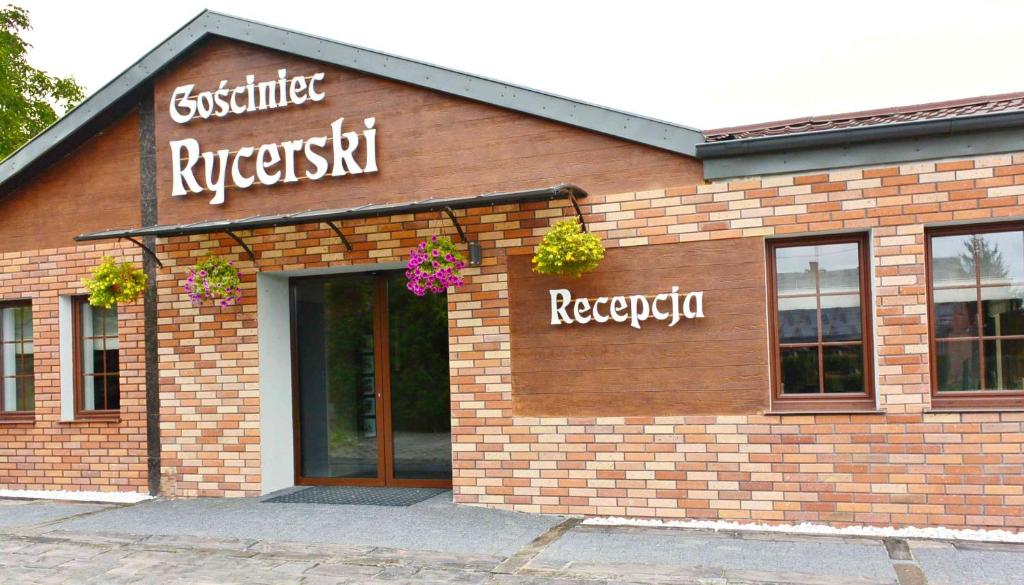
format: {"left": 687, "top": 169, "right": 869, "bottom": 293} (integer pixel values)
{"left": 291, "top": 272, "right": 451, "bottom": 487}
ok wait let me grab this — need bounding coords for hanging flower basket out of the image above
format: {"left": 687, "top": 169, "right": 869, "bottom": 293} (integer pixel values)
{"left": 405, "top": 235, "right": 466, "bottom": 296}
{"left": 184, "top": 255, "right": 242, "bottom": 307}
{"left": 82, "top": 257, "right": 148, "bottom": 309}
{"left": 532, "top": 217, "right": 605, "bottom": 278}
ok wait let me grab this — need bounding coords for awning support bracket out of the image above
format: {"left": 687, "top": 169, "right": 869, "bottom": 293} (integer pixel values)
{"left": 442, "top": 206, "right": 468, "bottom": 243}
{"left": 225, "top": 230, "right": 257, "bottom": 263}
{"left": 324, "top": 220, "right": 353, "bottom": 252}
{"left": 121, "top": 236, "right": 164, "bottom": 269}
{"left": 568, "top": 191, "right": 588, "bottom": 233}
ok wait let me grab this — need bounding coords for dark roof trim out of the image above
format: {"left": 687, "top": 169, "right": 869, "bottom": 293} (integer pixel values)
{"left": 0, "top": 12, "right": 700, "bottom": 194}
{"left": 75, "top": 184, "right": 586, "bottom": 241}
{"left": 698, "top": 110, "right": 1024, "bottom": 180}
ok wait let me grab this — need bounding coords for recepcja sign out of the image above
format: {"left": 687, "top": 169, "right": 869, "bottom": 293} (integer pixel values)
{"left": 549, "top": 287, "right": 704, "bottom": 329}
{"left": 168, "top": 69, "right": 378, "bottom": 205}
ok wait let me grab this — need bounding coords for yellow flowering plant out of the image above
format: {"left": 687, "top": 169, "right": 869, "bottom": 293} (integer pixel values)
{"left": 82, "top": 257, "right": 148, "bottom": 309}
{"left": 531, "top": 218, "right": 605, "bottom": 278}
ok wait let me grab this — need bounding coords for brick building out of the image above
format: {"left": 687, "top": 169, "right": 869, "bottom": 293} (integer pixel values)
{"left": 0, "top": 11, "right": 1021, "bottom": 532}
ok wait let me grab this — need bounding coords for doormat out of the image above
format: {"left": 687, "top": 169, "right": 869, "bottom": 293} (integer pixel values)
{"left": 262, "top": 486, "right": 448, "bottom": 507}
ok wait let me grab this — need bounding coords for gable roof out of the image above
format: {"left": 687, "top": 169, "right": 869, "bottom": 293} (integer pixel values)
{"left": 0, "top": 10, "right": 704, "bottom": 194}
{"left": 703, "top": 91, "right": 1024, "bottom": 142}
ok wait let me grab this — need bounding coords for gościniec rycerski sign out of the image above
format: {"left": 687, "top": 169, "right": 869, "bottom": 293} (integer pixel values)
{"left": 168, "top": 69, "right": 378, "bottom": 205}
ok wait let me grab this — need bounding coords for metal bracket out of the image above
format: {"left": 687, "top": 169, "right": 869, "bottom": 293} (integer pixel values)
{"left": 442, "top": 206, "right": 468, "bottom": 243}
{"left": 324, "top": 220, "right": 353, "bottom": 252}
{"left": 224, "top": 230, "right": 257, "bottom": 263}
{"left": 121, "top": 236, "right": 163, "bottom": 269}
{"left": 568, "top": 191, "right": 588, "bottom": 233}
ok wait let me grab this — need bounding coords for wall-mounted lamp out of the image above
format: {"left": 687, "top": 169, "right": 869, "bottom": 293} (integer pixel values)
{"left": 468, "top": 241, "right": 483, "bottom": 266}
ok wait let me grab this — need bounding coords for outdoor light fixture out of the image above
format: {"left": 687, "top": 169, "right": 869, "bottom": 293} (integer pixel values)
{"left": 468, "top": 241, "right": 483, "bottom": 266}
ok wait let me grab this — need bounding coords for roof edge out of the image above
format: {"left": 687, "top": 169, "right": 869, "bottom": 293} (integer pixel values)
{"left": 0, "top": 10, "right": 702, "bottom": 193}
{"left": 696, "top": 109, "right": 1024, "bottom": 159}
{"left": 703, "top": 90, "right": 1024, "bottom": 140}
{"left": 700, "top": 113, "right": 1024, "bottom": 180}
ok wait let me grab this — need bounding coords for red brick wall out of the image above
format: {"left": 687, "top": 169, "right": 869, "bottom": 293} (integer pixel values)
{"left": 150, "top": 152, "right": 1024, "bottom": 530}
{"left": 0, "top": 242, "right": 148, "bottom": 493}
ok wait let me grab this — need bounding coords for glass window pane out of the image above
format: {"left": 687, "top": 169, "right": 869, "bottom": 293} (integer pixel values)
{"left": 982, "top": 286, "right": 1024, "bottom": 337}
{"left": 778, "top": 296, "right": 817, "bottom": 343}
{"left": 18, "top": 306, "right": 31, "bottom": 341}
{"left": 1, "top": 376, "right": 33, "bottom": 413}
{"left": 387, "top": 273, "right": 452, "bottom": 481}
{"left": 82, "top": 375, "right": 97, "bottom": 410}
{"left": 18, "top": 376, "right": 33, "bottom": 412}
{"left": 776, "top": 246, "right": 818, "bottom": 295}
{"left": 89, "top": 303, "right": 105, "bottom": 335}
{"left": 935, "top": 340, "right": 981, "bottom": 392}
{"left": 293, "top": 275, "right": 379, "bottom": 480}
{"left": 1, "top": 378, "right": 13, "bottom": 412}
{"left": 931, "top": 234, "right": 977, "bottom": 287}
{"left": 821, "top": 294, "right": 862, "bottom": 341}
{"left": 984, "top": 339, "right": 1024, "bottom": 391}
{"left": 817, "top": 243, "right": 860, "bottom": 294}
{"left": 823, "top": 345, "right": 864, "bottom": 393}
{"left": 92, "top": 376, "right": 107, "bottom": 411}
{"left": 1, "top": 308, "right": 15, "bottom": 346}
{"left": 2, "top": 343, "right": 13, "bottom": 379}
{"left": 104, "top": 348, "right": 119, "bottom": 376}
{"left": 103, "top": 307, "right": 118, "bottom": 340}
{"left": 105, "top": 375, "right": 120, "bottom": 411}
{"left": 933, "top": 288, "right": 978, "bottom": 338}
{"left": 16, "top": 349, "right": 32, "bottom": 377}
{"left": 977, "top": 230, "right": 1024, "bottom": 284}
{"left": 776, "top": 243, "right": 861, "bottom": 295}
{"left": 780, "top": 347, "right": 819, "bottom": 394}
{"left": 81, "top": 334, "right": 97, "bottom": 375}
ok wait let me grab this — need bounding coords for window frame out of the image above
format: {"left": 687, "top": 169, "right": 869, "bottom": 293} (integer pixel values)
{"left": 72, "top": 296, "right": 121, "bottom": 419}
{"left": 0, "top": 300, "right": 35, "bottom": 421}
{"left": 926, "top": 221, "right": 1024, "bottom": 410}
{"left": 767, "top": 233, "right": 876, "bottom": 411}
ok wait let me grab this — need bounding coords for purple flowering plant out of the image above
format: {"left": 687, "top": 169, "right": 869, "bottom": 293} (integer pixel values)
{"left": 405, "top": 235, "right": 466, "bottom": 296}
{"left": 184, "top": 255, "right": 242, "bottom": 307}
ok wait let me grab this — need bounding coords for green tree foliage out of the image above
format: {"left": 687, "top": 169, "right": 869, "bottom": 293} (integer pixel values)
{"left": 0, "top": 5, "right": 85, "bottom": 160}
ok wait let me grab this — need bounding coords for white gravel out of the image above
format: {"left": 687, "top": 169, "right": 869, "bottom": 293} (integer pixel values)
{"left": 583, "top": 516, "right": 1024, "bottom": 543}
{"left": 0, "top": 489, "right": 152, "bottom": 504}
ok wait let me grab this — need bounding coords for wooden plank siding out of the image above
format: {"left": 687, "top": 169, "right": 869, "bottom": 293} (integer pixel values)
{"left": 507, "top": 238, "right": 771, "bottom": 416}
{"left": 0, "top": 111, "right": 141, "bottom": 253}
{"left": 153, "top": 38, "right": 701, "bottom": 224}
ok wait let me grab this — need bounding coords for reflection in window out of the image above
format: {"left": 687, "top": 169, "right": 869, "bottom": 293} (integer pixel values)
{"left": 75, "top": 299, "right": 120, "bottom": 412}
{"left": 930, "top": 228, "right": 1024, "bottom": 392}
{"left": 772, "top": 239, "right": 870, "bottom": 396}
{"left": 1, "top": 303, "right": 34, "bottom": 414}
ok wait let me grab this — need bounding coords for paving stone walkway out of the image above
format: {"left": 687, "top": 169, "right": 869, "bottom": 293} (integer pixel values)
{"left": 1, "top": 496, "right": 1022, "bottom": 584}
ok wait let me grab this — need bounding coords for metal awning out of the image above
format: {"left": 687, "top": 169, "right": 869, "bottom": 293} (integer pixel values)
{"left": 75, "top": 184, "right": 587, "bottom": 267}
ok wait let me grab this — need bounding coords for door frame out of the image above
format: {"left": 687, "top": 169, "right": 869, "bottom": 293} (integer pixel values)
{"left": 289, "top": 271, "right": 452, "bottom": 489}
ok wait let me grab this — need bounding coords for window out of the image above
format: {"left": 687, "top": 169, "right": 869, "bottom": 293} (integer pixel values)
{"left": 73, "top": 297, "right": 120, "bottom": 416}
{"left": 1, "top": 302, "right": 34, "bottom": 419}
{"left": 768, "top": 235, "right": 874, "bottom": 410}
{"left": 928, "top": 223, "right": 1024, "bottom": 408}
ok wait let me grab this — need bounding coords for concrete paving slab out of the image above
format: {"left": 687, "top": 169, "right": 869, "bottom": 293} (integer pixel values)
{"left": 531, "top": 525, "right": 898, "bottom": 584}
{"left": 0, "top": 498, "right": 110, "bottom": 530}
{"left": 910, "top": 541, "right": 1024, "bottom": 585}
{"left": 50, "top": 491, "right": 563, "bottom": 558}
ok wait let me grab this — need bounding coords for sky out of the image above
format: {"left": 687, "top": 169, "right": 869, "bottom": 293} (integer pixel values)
{"left": 12, "top": 0, "right": 1024, "bottom": 130}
